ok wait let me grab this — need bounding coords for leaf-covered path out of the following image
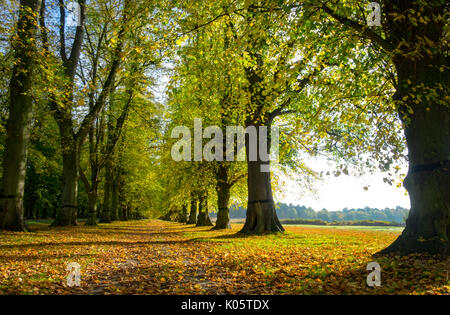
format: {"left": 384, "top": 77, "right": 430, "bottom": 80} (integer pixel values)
{"left": 0, "top": 220, "right": 448, "bottom": 295}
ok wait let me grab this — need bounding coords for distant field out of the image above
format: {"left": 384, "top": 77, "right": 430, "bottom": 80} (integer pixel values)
{"left": 226, "top": 219, "right": 405, "bottom": 232}
{"left": 290, "top": 224, "right": 405, "bottom": 232}
{"left": 27, "top": 218, "right": 405, "bottom": 232}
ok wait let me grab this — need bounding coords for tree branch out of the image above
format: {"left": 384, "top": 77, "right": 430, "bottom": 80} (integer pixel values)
{"left": 321, "top": 5, "right": 393, "bottom": 52}
{"left": 66, "top": 0, "right": 86, "bottom": 79}
{"left": 75, "top": 0, "right": 129, "bottom": 146}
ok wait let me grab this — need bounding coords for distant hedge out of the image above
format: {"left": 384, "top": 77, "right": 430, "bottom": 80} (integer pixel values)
{"left": 280, "top": 218, "right": 405, "bottom": 227}
{"left": 217, "top": 203, "right": 409, "bottom": 224}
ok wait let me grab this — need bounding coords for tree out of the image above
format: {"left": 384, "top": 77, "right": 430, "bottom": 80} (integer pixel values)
{"left": 0, "top": 0, "right": 42, "bottom": 231}
{"left": 320, "top": 0, "right": 449, "bottom": 255}
{"left": 38, "top": 0, "right": 134, "bottom": 226}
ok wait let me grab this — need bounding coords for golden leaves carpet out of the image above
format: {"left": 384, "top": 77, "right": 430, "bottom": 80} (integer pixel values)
{"left": 0, "top": 220, "right": 448, "bottom": 294}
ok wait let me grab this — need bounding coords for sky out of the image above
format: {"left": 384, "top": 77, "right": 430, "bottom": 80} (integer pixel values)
{"left": 277, "top": 157, "right": 410, "bottom": 211}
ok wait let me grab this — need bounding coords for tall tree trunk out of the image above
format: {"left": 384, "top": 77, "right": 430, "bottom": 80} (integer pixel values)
{"left": 110, "top": 168, "right": 120, "bottom": 221}
{"left": 0, "top": 0, "right": 41, "bottom": 231}
{"left": 121, "top": 205, "right": 127, "bottom": 221}
{"left": 240, "top": 30, "right": 284, "bottom": 234}
{"left": 187, "top": 196, "right": 198, "bottom": 224}
{"left": 126, "top": 204, "right": 131, "bottom": 220}
{"left": 178, "top": 204, "right": 188, "bottom": 223}
{"left": 41, "top": 205, "right": 47, "bottom": 219}
{"left": 86, "top": 182, "right": 99, "bottom": 226}
{"left": 25, "top": 205, "right": 32, "bottom": 220}
{"left": 321, "top": 0, "right": 449, "bottom": 256}
{"left": 213, "top": 165, "right": 231, "bottom": 229}
{"left": 240, "top": 121, "right": 284, "bottom": 234}
{"left": 52, "top": 142, "right": 79, "bottom": 226}
{"left": 380, "top": 60, "right": 449, "bottom": 255}
{"left": 375, "top": 1, "right": 449, "bottom": 256}
{"left": 100, "top": 162, "right": 113, "bottom": 223}
{"left": 118, "top": 176, "right": 126, "bottom": 220}
{"left": 196, "top": 193, "right": 213, "bottom": 227}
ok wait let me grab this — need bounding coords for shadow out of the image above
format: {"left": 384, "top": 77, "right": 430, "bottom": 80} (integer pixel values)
{"left": 0, "top": 252, "right": 97, "bottom": 262}
{"left": 0, "top": 239, "right": 196, "bottom": 250}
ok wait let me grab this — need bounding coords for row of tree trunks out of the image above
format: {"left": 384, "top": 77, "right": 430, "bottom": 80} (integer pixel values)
{"left": 48, "top": 0, "right": 130, "bottom": 227}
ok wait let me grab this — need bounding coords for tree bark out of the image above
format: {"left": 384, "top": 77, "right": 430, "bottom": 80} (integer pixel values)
{"left": 187, "top": 196, "right": 197, "bottom": 224}
{"left": 121, "top": 207, "right": 127, "bottom": 221}
{"left": 118, "top": 176, "right": 126, "bottom": 220}
{"left": 52, "top": 142, "right": 79, "bottom": 226}
{"left": 379, "top": 60, "right": 449, "bottom": 256}
{"left": 110, "top": 168, "right": 120, "bottom": 221}
{"left": 126, "top": 204, "right": 131, "bottom": 220}
{"left": 48, "top": 0, "right": 85, "bottom": 227}
{"left": 100, "top": 162, "right": 113, "bottom": 223}
{"left": 213, "top": 165, "right": 231, "bottom": 229}
{"left": 86, "top": 189, "right": 98, "bottom": 225}
{"left": 196, "top": 193, "right": 213, "bottom": 226}
{"left": 84, "top": 166, "right": 99, "bottom": 226}
{"left": 0, "top": 0, "right": 41, "bottom": 231}
{"left": 240, "top": 120, "right": 284, "bottom": 234}
{"left": 178, "top": 204, "right": 188, "bottom": 223}
{"left": 240, "top": 159, "right": 284, "bottom": 234}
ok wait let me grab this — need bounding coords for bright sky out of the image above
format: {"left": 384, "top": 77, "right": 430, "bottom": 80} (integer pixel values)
{"left": 277, "top": 157, "right": 411, "bottom": 211}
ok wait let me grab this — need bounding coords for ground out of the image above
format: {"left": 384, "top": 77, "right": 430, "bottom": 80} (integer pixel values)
{"left": 0, "top": 219, "right": 448, "bottom": 295}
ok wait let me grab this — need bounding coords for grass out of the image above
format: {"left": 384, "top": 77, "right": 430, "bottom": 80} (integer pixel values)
{"left": 0, "top": 219, "right": 448, "bottom": 295}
